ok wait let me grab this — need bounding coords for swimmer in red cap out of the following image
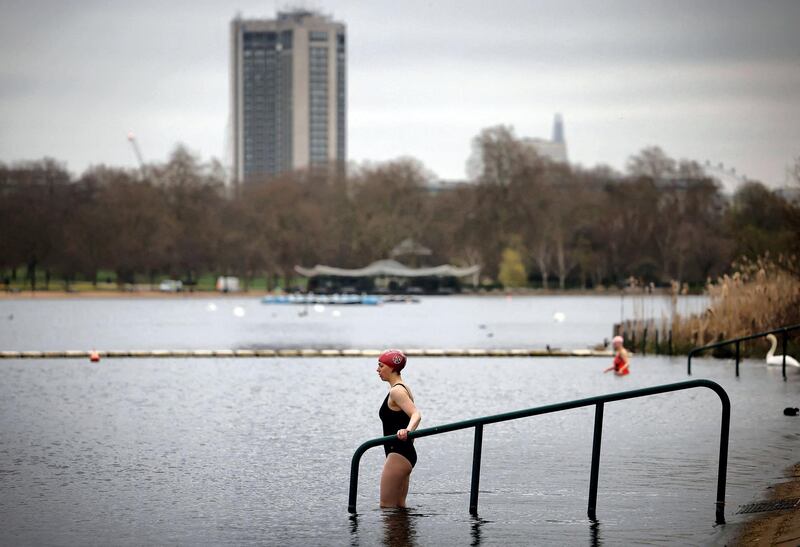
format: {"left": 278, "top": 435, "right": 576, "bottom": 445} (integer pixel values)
{"left": 604, "top": 336, "right": 630, "bottom": 375}
{"left": 376, "top": 349, "right": 422, "bottom": 508}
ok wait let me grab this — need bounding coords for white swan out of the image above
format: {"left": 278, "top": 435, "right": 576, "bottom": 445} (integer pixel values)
{"left": 765, "top": 334, "right": 800, "bottom": 368}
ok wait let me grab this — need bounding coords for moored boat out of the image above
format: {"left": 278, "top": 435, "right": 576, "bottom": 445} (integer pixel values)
{"left": 261, "top": 293, "right": 383, "bottom": 306}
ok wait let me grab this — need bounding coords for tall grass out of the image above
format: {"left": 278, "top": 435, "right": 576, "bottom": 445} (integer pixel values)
{"left": 622, "top": 257, "right": 800, "bottom": 357}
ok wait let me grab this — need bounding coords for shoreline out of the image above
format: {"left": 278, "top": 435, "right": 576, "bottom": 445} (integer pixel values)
{"left": 0, "top": 290, "right": 258, "bottom": 299}
{"left": 0, "top": 288, "right": 690, "bottom": 300}
{"left": 732, "top": 462, "right": 800, "bottom": 546}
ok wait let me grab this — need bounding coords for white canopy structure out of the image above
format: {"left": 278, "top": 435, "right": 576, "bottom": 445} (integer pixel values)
{"left": 390, "top": 238, "right": 432, "bottom": 258}
{"left": 295, "top": 259, "right": 479, "bottom": 278}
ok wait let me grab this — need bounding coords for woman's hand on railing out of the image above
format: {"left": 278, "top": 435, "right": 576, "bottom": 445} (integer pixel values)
{"left": 397, "top": 429, "right": 409, "bottom": 441}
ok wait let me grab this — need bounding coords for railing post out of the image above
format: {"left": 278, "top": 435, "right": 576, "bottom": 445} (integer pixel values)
{"left": 687, "top": 351, "right": 693, "bottom": 376}
{"left": 348, "top": 441, "right": 377, "bottom": 514}
{"left": 469, "top": 424, "right": 484, "bottom": 514}
{"left": 734, "top": 340, "right": 740, "bottom": 378}
{"left": 587, "top": 402, "right": 604, "bottom": 521}
{"left": 781, "top": 330, "right": 788, "bottom": 381}
{"left": 348, "top": 451, "right": 362, "bottom": 514}
{"left": 715, "top": 387, "right": 731, "bottom": 524}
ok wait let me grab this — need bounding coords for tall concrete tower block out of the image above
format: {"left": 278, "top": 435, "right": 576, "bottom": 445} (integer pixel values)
{"left": 230, "top": 10, "right": 346, "bottom": 184}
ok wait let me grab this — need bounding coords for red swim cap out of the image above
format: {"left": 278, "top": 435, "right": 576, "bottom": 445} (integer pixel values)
{"left": 378, "top": 349, "right": 407, "bottom": 372}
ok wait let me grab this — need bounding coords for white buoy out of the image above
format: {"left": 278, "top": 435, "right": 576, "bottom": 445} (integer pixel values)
{"left": 332, "top": 310, "right": 341, "bottom": 317}
{"left": 313, "top": 304, "right": 325, "bottom": 313}
{"left": 553, "top": 312, "right": 566, "bottom": 323}
{"left": 233, "top": 306, "right": 245, "bottom": 317}
{"left": 206, "top": 303, "right": 217, "bottom": 311}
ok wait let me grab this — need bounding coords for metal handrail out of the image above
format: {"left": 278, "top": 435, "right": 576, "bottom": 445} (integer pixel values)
{"left": 348, "top": 379, "right": 730, "bottom": 525}
{"left": 687, "top": 323, "right": 800, "bottom": 380}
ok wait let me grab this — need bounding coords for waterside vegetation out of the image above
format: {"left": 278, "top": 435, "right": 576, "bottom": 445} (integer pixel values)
{"left": 1, "top": 127, "right": 798, "bottom": 299}
{"left": 624, "top": 256, "right": 800, "bottom": 356}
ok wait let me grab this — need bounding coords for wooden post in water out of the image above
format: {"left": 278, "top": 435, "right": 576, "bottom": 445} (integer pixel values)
{"left": 642, "top": 327, "right": 648, "bottom": 356}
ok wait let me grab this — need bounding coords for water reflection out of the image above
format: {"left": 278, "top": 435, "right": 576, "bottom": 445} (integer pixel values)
{"left": 470, "top": 514, "right": 487, "bottom": 546}
{"left": 349, "top": 510, "right": 486, "bottom": 546}
{"left": 590, "top": 519, "right": 603, "bottom": 546}
{"left": 381, "top": 508, "right": 417, "bottom": 547}
{"left": 349, "top": 514, "right": 359, "bottom": 547}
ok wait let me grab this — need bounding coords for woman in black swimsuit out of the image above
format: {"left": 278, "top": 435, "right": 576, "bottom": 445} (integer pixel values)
{"left": 376, "top": 349, "right": 421, "bottom": 508}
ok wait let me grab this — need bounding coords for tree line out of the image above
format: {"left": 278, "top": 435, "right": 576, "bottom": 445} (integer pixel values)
{"left": 1, "top": 126, "right": 798, "bottom": 290}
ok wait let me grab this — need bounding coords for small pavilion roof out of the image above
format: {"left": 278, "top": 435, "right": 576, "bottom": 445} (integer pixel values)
{"left": 390, "top": 238, "right": 432, "bottom": 258}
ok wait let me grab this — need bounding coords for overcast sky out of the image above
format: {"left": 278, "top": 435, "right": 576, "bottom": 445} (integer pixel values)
{"left": 1, "top": 0, "right": 798, "bottom": 185}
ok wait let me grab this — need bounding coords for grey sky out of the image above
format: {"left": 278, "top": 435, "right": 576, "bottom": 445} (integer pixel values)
{"left": 1, "top": 0, "right": 798, "bottom": 185}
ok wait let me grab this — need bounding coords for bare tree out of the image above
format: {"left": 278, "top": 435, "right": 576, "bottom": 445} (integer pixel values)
{"left": 626, "top": 146, "right": 677, "bottom": 180}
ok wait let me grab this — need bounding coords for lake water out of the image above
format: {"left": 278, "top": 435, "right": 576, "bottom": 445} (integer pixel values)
{"left": 1, "top": 296, "right": 798, "bottom": 546}
{"left": 0, "top": 294, "right": 707, "bottom": 351}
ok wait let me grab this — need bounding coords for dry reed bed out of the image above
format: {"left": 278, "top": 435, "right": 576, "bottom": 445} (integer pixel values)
{"left": 624, "top": 258, "right": 800, "bottom": 356}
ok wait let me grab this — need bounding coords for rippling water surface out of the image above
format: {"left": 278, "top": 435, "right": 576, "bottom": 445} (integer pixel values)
{"left": 0, "top": 294, "right": 706, "bottom": 351}
{"left": 0, "top": 296, "right": 797, "bottom": 546}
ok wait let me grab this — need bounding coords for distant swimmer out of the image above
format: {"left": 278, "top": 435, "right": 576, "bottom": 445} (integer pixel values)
{"left": 376, "top": 349, "right": 422, "bottom": 508}
{"left": 604, "top": 336, "right": 630, "bottom": 376}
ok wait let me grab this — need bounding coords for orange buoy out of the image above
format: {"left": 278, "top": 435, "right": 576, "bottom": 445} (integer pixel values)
{"left": 89, "top": 351, "right": 100, "bottom": 362}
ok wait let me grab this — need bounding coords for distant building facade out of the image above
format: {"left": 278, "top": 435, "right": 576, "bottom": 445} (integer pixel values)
{"left": 700, "top": 160, "right": 748, "bottom": 195}
{"left": 774, "top": 186, "right": 800, "bottom": 204}
{"left": 230, "top": 10, "right": 346, "bottom": 184}
{"left": 522, "top": 113, "right": 568, "bottom": 164}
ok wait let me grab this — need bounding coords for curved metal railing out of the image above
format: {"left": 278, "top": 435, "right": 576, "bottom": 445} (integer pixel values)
{"left": 687, "top": 324, "right": 800, "bottom": 380}
{"left": 348, "top": 379, "right": 730, "bottom": 524}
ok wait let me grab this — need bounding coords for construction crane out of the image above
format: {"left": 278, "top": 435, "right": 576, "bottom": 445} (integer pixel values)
{"left": 126, "top": 131, "right": 147, "bottom": 177}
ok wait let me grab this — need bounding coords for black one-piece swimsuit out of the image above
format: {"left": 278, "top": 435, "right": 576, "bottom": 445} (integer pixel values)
{"left": 379, "top": 384, "right": 417, "bottom": 468}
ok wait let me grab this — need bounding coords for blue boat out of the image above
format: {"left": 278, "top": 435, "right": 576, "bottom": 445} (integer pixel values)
{"left": 261, "top": 294, "right": 383, "bottom": 306}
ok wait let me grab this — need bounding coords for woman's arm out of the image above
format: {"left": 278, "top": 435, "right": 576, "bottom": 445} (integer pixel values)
{"left": 391, "top": 387, "right": 421, "bottom": 441}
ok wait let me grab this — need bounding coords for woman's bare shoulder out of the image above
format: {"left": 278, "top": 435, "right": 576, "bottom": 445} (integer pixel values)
{"left": 390, "top": 383, "right": 414, "bottom": 401}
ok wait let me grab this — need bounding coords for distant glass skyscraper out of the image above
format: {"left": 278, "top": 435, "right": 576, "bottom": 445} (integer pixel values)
{"left": 230, "top": 10, "right": 346, "bottom": 183}
{"left": 552, "top": 113, "right": 565, "bottom": 144}
{"left": 522, "top": 113, "right": 568, "bottom": 164}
